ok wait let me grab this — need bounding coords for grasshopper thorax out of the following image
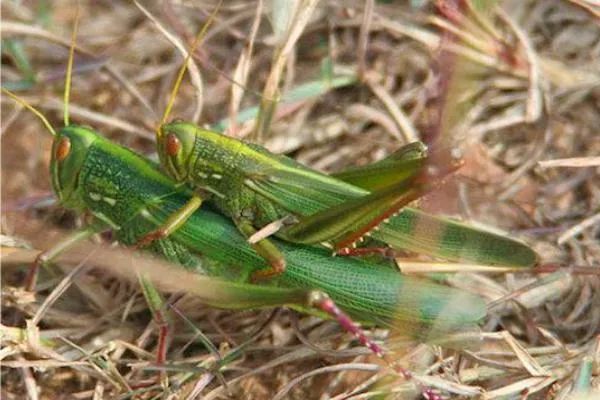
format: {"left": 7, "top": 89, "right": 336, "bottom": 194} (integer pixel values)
{"left": 51, "top": 125, "right": 97, "bottom": 210}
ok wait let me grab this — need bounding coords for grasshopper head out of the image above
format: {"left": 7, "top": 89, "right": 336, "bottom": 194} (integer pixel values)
{"left": 50, "top": 125, "right": 97, "bottom": 209}
{"left": 158, "top": 121, "right": 200, "bottom": 182}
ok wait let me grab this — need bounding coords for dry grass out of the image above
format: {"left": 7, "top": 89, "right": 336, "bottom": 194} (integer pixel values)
{"left": 2, "top": 0, "right": 599, "bottom": 398}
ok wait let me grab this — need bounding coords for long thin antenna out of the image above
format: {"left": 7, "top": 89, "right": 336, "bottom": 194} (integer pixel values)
{"left": 158, "top": 0, "right": 223, "bottom": 136}
{"left": 64, "top": 4, "right": 81, "bottom": 126}
{"left": 2, "top": 88, "right": 57, "bottom": 137}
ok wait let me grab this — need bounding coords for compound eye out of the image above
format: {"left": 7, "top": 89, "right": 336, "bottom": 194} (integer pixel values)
{"left": 55, "top": 137, "right": 71, "bottom": 161}
{"left": 166, "top": 133, "right": 181, "bottom": 157}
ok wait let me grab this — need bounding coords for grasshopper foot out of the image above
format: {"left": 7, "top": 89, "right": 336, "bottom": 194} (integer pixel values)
{"left": 250, "top": 258, "right": 286, "bottom": 282}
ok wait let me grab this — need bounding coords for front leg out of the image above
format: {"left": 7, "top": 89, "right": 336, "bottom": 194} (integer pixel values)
{"left": 136, "top": 195, "right": 203, "bottom": 248}
{"left": 235, "top": 217, "right": 286, "bottom": 282}
{"left": 25, "top": 222, "right": 107, "bottom": 291}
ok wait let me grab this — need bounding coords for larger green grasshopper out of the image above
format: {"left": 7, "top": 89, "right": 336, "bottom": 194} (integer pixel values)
{"left": 0, "top": 10, "right": 510, "bottom": 397}
{"left": 44, "top": 122, "right": 488, "bottom": 330}
{"left": 137, "top": 9, "right": 537, "bottom": 280}
{"left": 2, "top": 13, "right": 491, "bottom": 395}
{"left": 3, "top": 88, "right": 486, "bottom": 395}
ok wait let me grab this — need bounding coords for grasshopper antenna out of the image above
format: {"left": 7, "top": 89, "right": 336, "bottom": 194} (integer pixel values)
{"left": 1, "top": 88, "right": 57, "bottom": 137}
{"left": 63, "top": 3, "right": 80, "bottom": 127}
{"left": 158, "top": 0, "right": 223, "bottom": 137}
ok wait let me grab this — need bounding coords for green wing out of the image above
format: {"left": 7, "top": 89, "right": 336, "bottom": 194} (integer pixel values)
{"left": 241, "top": 142, "right": 537, "bottom": 267}
{"left": 331, "top": 141, "right": 428, "bottom": 191}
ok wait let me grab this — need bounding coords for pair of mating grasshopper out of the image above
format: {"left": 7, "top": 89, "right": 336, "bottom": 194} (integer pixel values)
{"left": 3, "top": 4, "right": 537, "bottom": 395}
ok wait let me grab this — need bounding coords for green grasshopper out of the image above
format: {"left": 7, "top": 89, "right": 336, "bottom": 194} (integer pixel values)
{"left": 4, "top": 86, "right": 485, "bottom": 397}
{"left": 2, "top": 15, "right": 485, "bottom": 396}
{"left": 136, "top": 9, "right": 537, "bottom": 280}
{"left": 3, "top": 83, "right": 486, "bottom": 394}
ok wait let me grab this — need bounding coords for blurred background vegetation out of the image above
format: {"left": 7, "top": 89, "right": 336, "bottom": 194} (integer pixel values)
{"left": 2, "top": 1, "right": 599, "bottom": 398}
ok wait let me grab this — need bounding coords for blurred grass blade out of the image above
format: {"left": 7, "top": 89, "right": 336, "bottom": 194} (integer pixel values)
{"left": 215, "top": 73, "right": 356, "bottom": 132}
{"left": 1, "top": 39, "right": 36, "bottom": 91}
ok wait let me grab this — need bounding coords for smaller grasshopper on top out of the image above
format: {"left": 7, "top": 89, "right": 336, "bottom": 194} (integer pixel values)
{"left": 137, "top": 5, "right": 538, "bottom": 280}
